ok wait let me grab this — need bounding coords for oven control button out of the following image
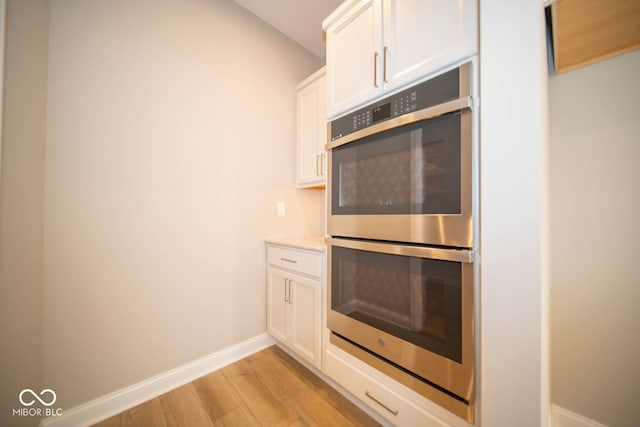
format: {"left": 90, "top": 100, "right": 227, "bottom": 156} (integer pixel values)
{"left": 377, "top": 338, "right": 386, "bottom": 346}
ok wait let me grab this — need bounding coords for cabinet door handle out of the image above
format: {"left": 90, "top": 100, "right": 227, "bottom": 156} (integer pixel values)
{"left": 373, "top": 52, "right": 379, "bottom": 88}
{"left": 315, "top": 154, "right": 320, "bottom": 176}
{"left": 365, "top": 390, "right": 399, "bottom": 416}
{"left": 284, "top": 279, "right": 289, "bottom": 303}
{"left": 288, "top": 279, "right": 293, "bottom": 304}
{"left": 383, "top": 46, "right": 388, "bottom": 83}
{"left": 320, "top": 153, "right": 325, "bottom": 177}
{"left": 280, "top": 257, "right": 298, "bottom": 264}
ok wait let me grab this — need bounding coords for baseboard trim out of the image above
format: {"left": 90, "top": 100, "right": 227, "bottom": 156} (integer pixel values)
{"left": 40, "top": 333, "right": 275, "bottom": 427}
{"left": 551, "top": 404, "right": 608, "bottom": 427}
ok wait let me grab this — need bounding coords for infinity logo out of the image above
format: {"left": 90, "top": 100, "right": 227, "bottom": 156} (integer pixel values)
{"left": 19, "top": 389, "right": 57, "bottom": 407}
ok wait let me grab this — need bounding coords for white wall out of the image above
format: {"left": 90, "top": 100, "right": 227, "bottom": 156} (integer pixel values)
{"left": 0, "top": 1, "right": 48, "bottom": 426}
{"left": 479, "top": 1, "right": 549, "bottom": 426}
{"left": 42, "top": 0, "right": 322, "bottom": 410}
{"left": 549, "top": 50, "right": 640, "bottom": 427}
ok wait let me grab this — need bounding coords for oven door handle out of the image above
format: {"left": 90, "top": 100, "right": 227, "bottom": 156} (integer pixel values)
{"left": 326, "top": 237, "right": 474, "bottom": 263}
{"left": 326, "top": 96, "right": 472, "bottom": 150}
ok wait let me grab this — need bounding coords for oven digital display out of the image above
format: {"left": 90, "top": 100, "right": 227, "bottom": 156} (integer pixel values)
{"left": 372, "top": 103, "right": 391, "bottom": 123}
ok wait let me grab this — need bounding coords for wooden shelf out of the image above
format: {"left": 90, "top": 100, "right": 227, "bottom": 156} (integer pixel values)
{"left": 552, "top": 0, "right": 640, "bottom": 73}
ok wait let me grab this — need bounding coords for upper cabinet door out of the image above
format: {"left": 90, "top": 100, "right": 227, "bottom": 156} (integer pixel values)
{"left": 383, "top": 0, "right": 478, "bottom": 92}
{"left": 325, "top": 0, "right": 383, "bottom": 119}
{"left": 296, "top": 68, "right": 327, "bottom": 188}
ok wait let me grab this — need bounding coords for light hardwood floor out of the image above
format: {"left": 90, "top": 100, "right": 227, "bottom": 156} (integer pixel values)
{"left": 93, "top": 345, "right": 381, "bottom": 427}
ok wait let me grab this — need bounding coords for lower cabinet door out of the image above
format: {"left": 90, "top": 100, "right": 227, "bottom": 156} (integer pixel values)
{"left": 267, "top": 265, "right": 322, "bottom": 370}
{"left": 290, "top": 274, "right": 322, "bottom": 369}
{"left": 267, "top": 267, "right": 289, "bottom": 344}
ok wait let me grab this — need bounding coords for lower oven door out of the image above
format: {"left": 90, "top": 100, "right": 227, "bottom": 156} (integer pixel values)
{"left": 327, "top": 237, "right": 474, "bottom": 403}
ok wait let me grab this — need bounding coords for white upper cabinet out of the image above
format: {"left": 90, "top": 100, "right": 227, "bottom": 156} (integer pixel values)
{"left": 383, "top": 0, "right": 477, "bottom": 91}
{"left": 323, "top": 0, "right": 478, "bottom": 119}
{"left": 296, "top": 68, "right": 327, "bottom": 188}
{"left": 324, "top": 0, "right": 383, "bottom": 119}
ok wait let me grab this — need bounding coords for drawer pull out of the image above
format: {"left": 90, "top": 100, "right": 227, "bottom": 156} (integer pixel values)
{"left": 365, "top": 390, "right": 399, "bottom": 416}
{"left": 280, "top": 257, "right": 298, "bottom": 264}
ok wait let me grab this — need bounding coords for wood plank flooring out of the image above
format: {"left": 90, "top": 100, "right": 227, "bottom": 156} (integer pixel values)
{"left": 93, "top": 345, "right": 381, "bottom": 427}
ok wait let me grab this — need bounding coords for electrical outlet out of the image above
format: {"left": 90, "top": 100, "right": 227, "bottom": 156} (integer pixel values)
{"left": 277, "top": 201, "right": 286, "bottom": 216}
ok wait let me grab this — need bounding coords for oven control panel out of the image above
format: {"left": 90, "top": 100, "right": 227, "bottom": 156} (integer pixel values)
{"left": 329, "top": 64, "right": 463, "bottom": 142}
{"left": 351, "top": 90, "right": 419, "bottom": 131}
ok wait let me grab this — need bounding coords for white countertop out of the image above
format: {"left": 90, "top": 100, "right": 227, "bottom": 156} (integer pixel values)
{"left": 264, "top": 236, "right": 326, "bottom": 252}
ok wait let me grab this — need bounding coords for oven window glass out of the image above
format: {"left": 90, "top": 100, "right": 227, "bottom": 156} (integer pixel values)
{"left": 331, "top": 246, "right": 462, "bottom": 363}
{"left": 332, "top": 111, "right": 461, "bottom": 215}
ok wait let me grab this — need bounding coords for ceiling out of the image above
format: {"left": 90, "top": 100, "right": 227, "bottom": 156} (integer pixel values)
{"left": 233, "top": 0, "right": 344, "bottom": 58}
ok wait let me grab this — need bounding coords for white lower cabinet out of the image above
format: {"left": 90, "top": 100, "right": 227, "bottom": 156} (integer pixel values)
{"left": 325, "top": 348, "right": 457, "bottom": 427}
{"left": 266, "top": 244, "right": 322, "bottom": 369}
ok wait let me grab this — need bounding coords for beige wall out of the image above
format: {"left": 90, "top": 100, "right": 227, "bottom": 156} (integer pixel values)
{"left": 0, "top": 1, "right": 48, "bottom": 426}
{"left": 41, "top": 0, "right": 322, "bottom": 410}
{"left": 549, "top": 50, "right": 640, "bottom": 426}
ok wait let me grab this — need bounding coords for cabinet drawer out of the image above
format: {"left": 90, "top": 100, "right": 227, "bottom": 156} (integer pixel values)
{"left": 267, "top": 245, "right": 322, "bottom": 278}
{"left": 325, "top": 349, "right": 454, "bottom": 427}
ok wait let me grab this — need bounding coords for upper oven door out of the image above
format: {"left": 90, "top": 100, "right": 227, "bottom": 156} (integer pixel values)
{"left": 327, "top": 98, "right": 472, "bottom": 248}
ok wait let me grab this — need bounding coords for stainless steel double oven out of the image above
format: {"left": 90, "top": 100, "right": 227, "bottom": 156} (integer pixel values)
{"left": 326, "top": 62, "right": 476, "bottom": 422}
